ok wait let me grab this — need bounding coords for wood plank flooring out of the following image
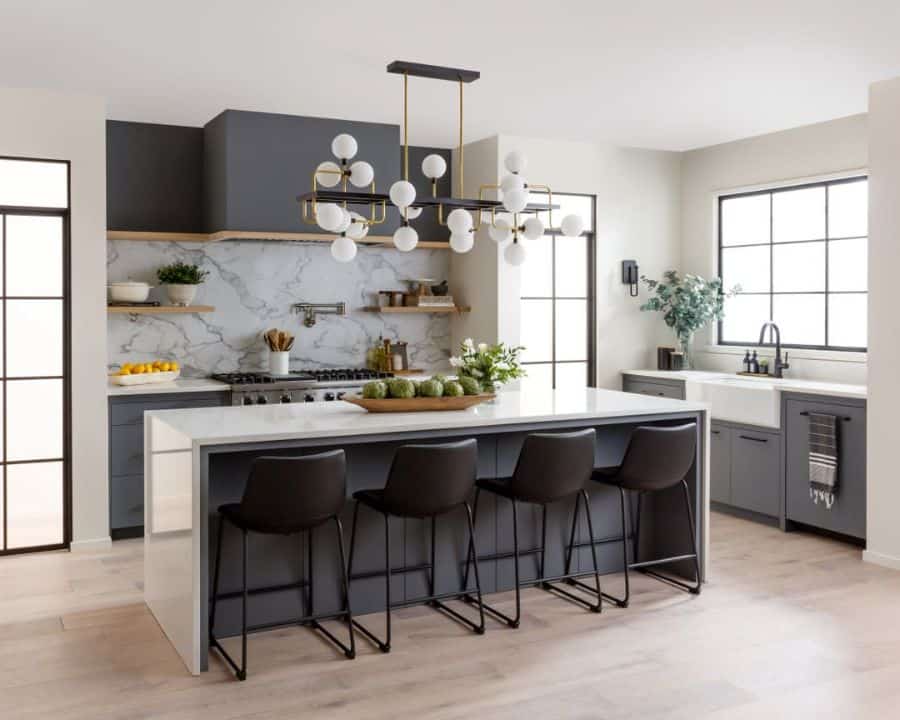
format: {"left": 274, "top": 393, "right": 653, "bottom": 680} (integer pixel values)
{"left": 2, "top": 512, "right": 900, "bottom": 719}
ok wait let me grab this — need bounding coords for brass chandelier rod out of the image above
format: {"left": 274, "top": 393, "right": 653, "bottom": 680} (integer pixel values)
{"left": 458, "top": 78, "right": 464, "bottom": 199}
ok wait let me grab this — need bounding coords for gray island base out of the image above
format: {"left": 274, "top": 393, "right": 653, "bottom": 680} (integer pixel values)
{"left": 144, "top": 388, "right": 709, "bottom": 674}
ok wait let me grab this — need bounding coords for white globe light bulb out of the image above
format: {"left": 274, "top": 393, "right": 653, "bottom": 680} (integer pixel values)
{"left": 522, "top": 216, "right": 545, "bottom": 241}
{"left": 504, "top": 151, "right": 528, "bottom": 174}
{"left": 345, "top": 211, "right": 369, "bottom": 240}
{"left": 315, "top": 161, "right": 342, "bottom": 188}
{"left": 331, "top": 236, "right": 358, "bottom": 263}
{"left": 500, "top": 173, "right": 526, "bottom": 195}
{"left": 421, "top": 153, "right": 447, "bottom": 179}
{"left": 316, "top": 203, "right": 343, "bottom": 232}
{"left": 334, "top": 207, "right": 352, "bottom": 234}
{"left": 331, "top": 133, "right": 358, "bottom": 160}
{"left": 561, "top": 214, "right": 585, "bottom": 237}
{"left": 393, "top": 225, "right": 419, "bottom": 252}
{"left": 446, "top": 208, "right": 473, "bottom": 235}
{"left": 489, "top": 213, "right": 514, "bottom": 244}
{"left": 503, "top": 188, "right": 530, "bottom": 214}
{"left": 449, "top": 232, "right": 475, "bottom": 253}
{"left": 504, "top": 241, "right": 527, "bottom": 266}
{"left": 348, "top": 160, "right": 374, "bottom": 188}
{"left": 404, "top": 206, "right": 423, "bottom": 220}
{"left": 389, "top": 180, "right": 416, "bottom": 209}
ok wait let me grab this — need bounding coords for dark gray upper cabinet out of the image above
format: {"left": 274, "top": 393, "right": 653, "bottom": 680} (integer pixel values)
{"left": 203, "top": 110, "right": 402, "bottom": 234}
{"left": 107, "top": 120, "right": 204, "bottom": 232}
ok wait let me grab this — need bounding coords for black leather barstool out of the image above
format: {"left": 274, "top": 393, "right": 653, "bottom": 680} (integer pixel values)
{"left": 209, "top": 451, "right": 355, "bottom": 681}
{"left": 462, "top": 428, "right": 602, "bottom": 627}
{"left": 568, "top": 423, "right": 701, "bottom": 606}
{"left": 347, "top": 439, "right": 485, "bottom": 652}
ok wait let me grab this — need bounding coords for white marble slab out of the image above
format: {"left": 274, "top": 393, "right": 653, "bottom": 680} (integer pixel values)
{"left": 107, "top": 378, "right": 230, "bottom": 396}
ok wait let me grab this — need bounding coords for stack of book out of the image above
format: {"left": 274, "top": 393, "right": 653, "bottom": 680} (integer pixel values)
{"left": 407, "top": 295, "right": 455, "bottom": 307}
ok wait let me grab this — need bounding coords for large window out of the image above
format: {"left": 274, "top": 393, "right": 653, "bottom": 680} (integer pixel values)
{"left": 520, "top": 192, "right": 595, "bottom": 389}
{"left": 718, "top": 176, "right": 867, "bottom": 351}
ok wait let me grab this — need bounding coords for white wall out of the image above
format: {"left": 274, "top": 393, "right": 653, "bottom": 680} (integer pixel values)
{"left": 0, "top": 88, "right": 109, "bottom": 548}
{"left": 451, "top": 135, "right": 682, "bottom": 389}
{"left": 680, "top": 115, "right": 869, "bottom": 383}
{"left": 864, "top": 78, "right": 900, "bottom": 570}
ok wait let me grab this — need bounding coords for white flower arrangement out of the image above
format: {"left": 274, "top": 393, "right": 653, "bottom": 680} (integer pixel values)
{"left": 449, "top": 339, "right": 526, "bottom": 392}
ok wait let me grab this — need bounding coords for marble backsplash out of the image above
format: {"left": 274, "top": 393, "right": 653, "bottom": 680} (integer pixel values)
{"left": 107, "top": 240, "right": 451, "bottom": 376}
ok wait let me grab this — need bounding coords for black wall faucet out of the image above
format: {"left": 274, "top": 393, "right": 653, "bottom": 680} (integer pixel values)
{"left": 758, "top": 322, "right": 790, "bottom": 378}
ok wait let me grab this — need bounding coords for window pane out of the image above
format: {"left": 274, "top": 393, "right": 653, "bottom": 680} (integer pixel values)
{"left": 772, "top": 294, "right": 825, "bottom": 346}
{"left": 829, "top": 180, "right": 867, "bottom": 238}
{"left": 773, "top": 186, "right": 825, "bottom": 243}
{"left": 520, "top": 236, "right": 552, "bottom": 297}
{"left": 555, "top": 236, "right": 587, "bottom": 297}
{"left": 521, "top": 363, "right": 552, "bottom": 391}
{"left": 520, "top": 299, "right": 552, "bottom": 362}
{"left": 6, "top": 215, "right": 64, "bottom": 297}
{"left": 0, "top": 159, "right": 68, "bottom": 209}
{"left": 721, "top": 245, "right": 770, "bottom": 293}
{"left": 721, "top": 194, "right": 769, "bottom": 247}
{"left": 721, "top": 294, "right": 769, "bottom": 343}
{"left": 7, "top": 379, "right": 63, "bottom": 461}
{"left": 828, "top": 294, "right": 867, "bottom": 348}
{"left": 555, "top": 300, "right": 587, "bottom": 361}
{"left": 828, "top": 237, "right": 867, "bottom": 292}
{"left": 556, "top": 362, "right": 588, "bottom": 389}
{"left": 772, "top": 242, "right": 825, "bottom": 292}
{"left": 6, "top": 300, "right": 63, "bottom": 377}
{"left": 6, "top": 462, "right": 63, "bottom": 549}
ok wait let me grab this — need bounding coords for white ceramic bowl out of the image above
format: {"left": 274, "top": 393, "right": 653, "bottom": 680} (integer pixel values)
{"left": 109, "top": 281, "right": 152, "bottom": 303}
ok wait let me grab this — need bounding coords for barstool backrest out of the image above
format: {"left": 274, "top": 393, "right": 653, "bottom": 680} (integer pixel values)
{"left": 616, "top": 424, "right": 697, "bottom": 491}
{"left": 383, "top": 439, "right": 478, "bottom": 518}
{"left": 511, "top": 429, "right": 596, "bottom": 503}
{"left": 240, "top": 450, "right": 347, "bottom": 533}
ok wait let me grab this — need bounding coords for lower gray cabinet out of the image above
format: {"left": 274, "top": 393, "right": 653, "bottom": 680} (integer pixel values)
{"left": 709, "top": 422, "right": 732, "bottom": 505}
{"left": 621, "top": 375, "right": 686, "bottom": 400}
{"left": 784, "top": 395, "right": 866, "bottom": 540}
{"left": 710, "top": 420, "right": 780, "bottom": 519}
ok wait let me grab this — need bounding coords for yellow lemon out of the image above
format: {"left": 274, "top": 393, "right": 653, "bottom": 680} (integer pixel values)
{"left": 160, "top": 362, "right": 171, "bottom": 372}
{"left": 118, "top": 367, "right": 131, "bottom": 376}
{"left": 121, "top": 362, "right": 132, "bottom": 371}
{"left": 170, "top": 361, "right": 180, "bottom": 371}
{"left": 137, "top": 364, "right": 147, "bottom": 374}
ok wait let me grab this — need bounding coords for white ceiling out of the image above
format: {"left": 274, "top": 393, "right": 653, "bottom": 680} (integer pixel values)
{"left": 2, "top": 0, "right": 900, "bottom": 151}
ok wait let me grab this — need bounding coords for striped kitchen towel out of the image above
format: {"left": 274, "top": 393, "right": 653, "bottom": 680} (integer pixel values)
{"left": 808, "top": 412, "right": 838, "bottom": 509}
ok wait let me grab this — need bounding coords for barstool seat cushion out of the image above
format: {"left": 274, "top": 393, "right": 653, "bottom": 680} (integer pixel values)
{"left": 218, "top": 502, "right": 329, "bottom": 535}
{"left": 591, "top": 466, "right": 623, "bottom": 485}
{"left": 475, "top": 477, "right": 517, "bottom": 500}
{"left": 352, "top": 488, "right": 391, "bottom": 514}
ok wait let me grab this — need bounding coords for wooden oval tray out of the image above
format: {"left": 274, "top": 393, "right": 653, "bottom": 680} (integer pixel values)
{"left": 342, "top": 394, "right": 495, "bottom": 413}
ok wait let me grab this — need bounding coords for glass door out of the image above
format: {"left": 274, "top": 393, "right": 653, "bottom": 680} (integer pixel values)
{"left": 0, "top": 157, "right": 70, "bottom": 555}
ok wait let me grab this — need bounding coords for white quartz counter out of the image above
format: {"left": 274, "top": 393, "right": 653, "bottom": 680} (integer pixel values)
{"left": 107, "top": 378, "right": 229, "bottom": 396}
{"left": 147, "top": 387, "right": 708, "bottom": 446}
{"left": 622, "top": 369, "right": 866, "bottom": 400}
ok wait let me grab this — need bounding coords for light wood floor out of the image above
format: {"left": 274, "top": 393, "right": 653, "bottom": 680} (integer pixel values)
{"left": 2, "top": 512, "right": 900, "bottom": 719}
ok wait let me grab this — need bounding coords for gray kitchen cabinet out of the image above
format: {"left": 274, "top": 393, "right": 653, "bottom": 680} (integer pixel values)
{"left": 784, "top": 394, "right": 866, "bottom": 540}
{"left": 109, "top": 391, "right": 228, "bottom": 539}
{"left": 621, "top": 375, "right": 686, "bottom": 400}
{"left": 730, "top": 427, "right": 781, "bottom": 517}
{"left": 709, "top": 422, "right": 732, "bottom": 505}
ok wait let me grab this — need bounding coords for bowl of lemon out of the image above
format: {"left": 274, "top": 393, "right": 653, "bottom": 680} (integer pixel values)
{"left": 109, "top": 360, "right": 181, "bottom": 386}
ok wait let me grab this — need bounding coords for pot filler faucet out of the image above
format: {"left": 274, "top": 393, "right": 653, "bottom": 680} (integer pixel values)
{"left": 758, "top": 322, "right": 790, "bottom": 378}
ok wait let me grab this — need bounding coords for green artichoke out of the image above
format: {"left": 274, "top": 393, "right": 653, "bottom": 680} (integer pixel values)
{"left": 458, "top": 376, "right": 481, "bottom": 396}
{"left": 362, "top": 381, "right": 388, "bottom": 399}
{"left": 443, "top": 381, "right": 464, "bottom": 397}
{"left": 387, "top": 378, "right": 416, "bottom": 399}
{"left": 418, "top": 379, "right": 444, "bottom": 397}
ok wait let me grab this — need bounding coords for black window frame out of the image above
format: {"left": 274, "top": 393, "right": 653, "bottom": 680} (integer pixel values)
{"left": 519, "top": 191, "right": 597, "bottom": 389}
{"left": 717, "top": 175, "right": 868, "bottom": 352}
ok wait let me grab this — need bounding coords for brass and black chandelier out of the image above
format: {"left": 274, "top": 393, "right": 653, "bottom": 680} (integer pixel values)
{"left": 298, "top": 60, "right": 585, "bottom": 264}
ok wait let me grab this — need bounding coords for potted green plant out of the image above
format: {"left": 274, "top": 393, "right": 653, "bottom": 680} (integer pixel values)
{"left": 449, "top": 339, "right": 526, "bottom": 393}
{"left": 156, "top": 262, "right": 209, "bottom": 306}
{"left": 640, "top": 270, "right": 739, "bottom": 369}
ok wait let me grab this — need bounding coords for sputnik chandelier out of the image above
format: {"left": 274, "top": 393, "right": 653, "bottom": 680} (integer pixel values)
{"left": 298, "top": 61, "right": 585, "bottom": 264}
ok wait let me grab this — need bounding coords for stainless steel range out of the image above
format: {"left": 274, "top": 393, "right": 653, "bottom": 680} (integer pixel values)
{"left": 211, "top": 369, "right": 394, "bottom": 406}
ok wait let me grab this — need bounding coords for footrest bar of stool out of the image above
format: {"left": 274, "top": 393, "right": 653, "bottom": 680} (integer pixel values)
{"left": 429, "top": 599, "right": 485, "bottom": 634}
{"left": 564, "top": 576, "right": 627, "bottom": 608}
{"left": 350, "top": 618, "right": 389, "bottom": 653}
{"left": 639, "top": 567, "right": 701, "bottom": 594}
{"left": 629, "top": 553, "right": 697, "bottom": 570}
{"left": 209, "top": 635, "right": 243, "bottom": 679}
{"left": 462, "top": 593, "right": 519, "bottom": 628}
{"left": 538, "top": 580, "right": 601, "bottom": 613}
{"left": 308, "top": 617, "right": 356, "bottom": 658}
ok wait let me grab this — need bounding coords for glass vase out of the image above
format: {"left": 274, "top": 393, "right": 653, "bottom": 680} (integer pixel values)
{"left": 677, "top": 333, "right": 693, "bottom": 370}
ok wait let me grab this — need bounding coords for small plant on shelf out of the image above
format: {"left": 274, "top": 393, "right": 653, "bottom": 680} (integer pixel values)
{"left": 450, "top": 338, "right": 526, "bottom": 392}
{"left": 156, "top": 262, "right": 209, "bottom": 306}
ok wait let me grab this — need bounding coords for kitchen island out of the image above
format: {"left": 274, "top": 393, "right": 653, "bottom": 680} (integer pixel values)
{"left": 144, "top": 388, "right": 709, "bottom": 674}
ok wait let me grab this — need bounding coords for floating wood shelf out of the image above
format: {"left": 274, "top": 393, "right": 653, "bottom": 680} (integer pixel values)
{"left": 362, "top": 306, "right": 471, "bottom": 314}
{"left": 107, "top": 305, "right": 215, "bottom": 315}
{"left": 107, "top": 230, "right": 450, "bottom": 250}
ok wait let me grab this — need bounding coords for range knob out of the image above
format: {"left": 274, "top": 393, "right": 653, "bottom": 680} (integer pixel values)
{"left": 304, "top": 393, "right": 315, "bottom": 402}
{"left": 242, "top": 395, "right": 253, "bottom": 406}
{"left": 256, "top": 395, "right": 268, "bottom": 405}
{"left": 324, "top": 392, "right": 335, "bottom": 401}
{"left": 336, "top": 392, "right": 346, "bottom": 400}
{"left": 280, "top": 392, "right": 292, "bottom": 404}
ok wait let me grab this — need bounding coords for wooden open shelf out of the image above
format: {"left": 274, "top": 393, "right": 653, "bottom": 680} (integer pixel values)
{"left": 107, "top": 230, "right": 450, "bottom": 250}
{"left": 362, "top": 306, "right": 471, "bottom": 314}
{"left": 107, "top": 305, "right": 215, "bottom": 315}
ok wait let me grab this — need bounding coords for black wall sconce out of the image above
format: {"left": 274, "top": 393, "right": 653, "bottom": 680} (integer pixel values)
{"left": 622, "top": 260, "right": 639, "bottom": 297}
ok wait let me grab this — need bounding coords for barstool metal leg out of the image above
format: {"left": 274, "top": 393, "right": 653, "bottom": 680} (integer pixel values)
{"left": 305, "top": 516, "right": 357, "bottom": 659}
{"left": 208, "top": 521, "right": 249, "bottom": 681}
{"left": 545, "top": 491, "right": 603, "bottom": 612}
{"left": 209, "top": 516, "right": 224, "bottom": 638}
{"left": 580, "top": 487, "right": 630, "bottom": 608}
{"left": 348, "top": 508, "right": 392, "bottom": 653}
{"left": 239, "top": 529, "right": 248, "bottom": 681}
{"left": 461, "top": 487, "right": 481, "bottom": 592}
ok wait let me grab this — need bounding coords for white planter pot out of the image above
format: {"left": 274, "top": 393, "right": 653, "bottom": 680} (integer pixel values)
{"left": 269, "top": 351, "right": 290, "bottom": 376}
{"left": 165, "top": 284, "right": 199, "bottom": 306}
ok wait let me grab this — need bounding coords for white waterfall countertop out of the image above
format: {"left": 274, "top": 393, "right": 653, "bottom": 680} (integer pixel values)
{"left": 147, "top": 387, "right": 709, "bottom": 446}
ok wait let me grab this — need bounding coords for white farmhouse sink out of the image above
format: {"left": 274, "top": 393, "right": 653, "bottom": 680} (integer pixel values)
{"left": 690, "top": 377, "right": 781, "bottom": 428}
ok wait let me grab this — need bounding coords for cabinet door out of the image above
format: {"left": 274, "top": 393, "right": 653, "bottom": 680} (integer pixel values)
{"left": 709, "top": 423, "right": 732, "bottom": 504}
{"left": 785, "top": 399, "right": 866, "bottom": 539}
{"left": 622, "top": 378, "right": 685, "bottom": 400}
{"left": 731, "top": 429, "right": 780, "bottom": 517}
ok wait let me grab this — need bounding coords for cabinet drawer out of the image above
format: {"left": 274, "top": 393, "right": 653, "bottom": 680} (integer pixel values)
{"left": 785, "top": 399, "right": 866, "bottom": 539}
{"left": 110, "top": 425, "right": 144, "bottom": 476}
{"left": 730, "top": 429, "right": 780, "bottom": 517}
{"left": 110, "top": 392, "right": 225, "bottom": 426}
{"left": 622, "top": 378, "right": 685, "bottom": 400}
{"left": 110, "top": 473, "right": 144, "bottom": 530}
{"left": 709, "top": 422, "right": 732, "bottom": 505}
